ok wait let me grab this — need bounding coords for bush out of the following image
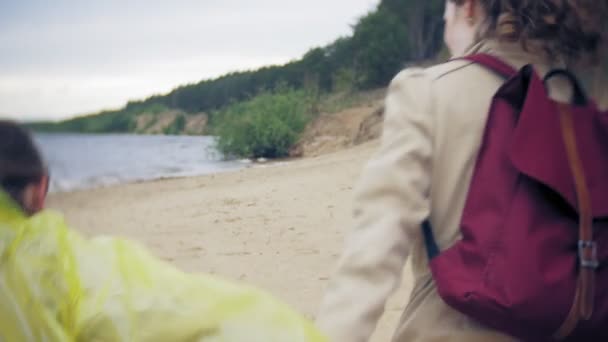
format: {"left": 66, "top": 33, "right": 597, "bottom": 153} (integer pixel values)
{"left": 213, "top": 87, "right": 312, "bottom": 159}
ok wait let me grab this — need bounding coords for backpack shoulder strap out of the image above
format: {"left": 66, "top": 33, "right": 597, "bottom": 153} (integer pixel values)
{"left": 421, "top": 56, "right": 518, "bottom": 261}
{"left": 458, "top": 54, "right": 518, "bottom": 79}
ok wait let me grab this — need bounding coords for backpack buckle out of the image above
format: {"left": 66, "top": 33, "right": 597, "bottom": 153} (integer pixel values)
{"left": 578, "top": 240, "right": 599, "bottom": 269}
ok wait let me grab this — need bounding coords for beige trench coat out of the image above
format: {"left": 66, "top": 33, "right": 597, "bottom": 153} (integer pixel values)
{"left": 315, "top": 39, "right": 608, "bottom": 342}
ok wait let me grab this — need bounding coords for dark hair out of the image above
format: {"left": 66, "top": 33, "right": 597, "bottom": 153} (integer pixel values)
{"left": 451, "top": 0, "right": 608, "bottom": 63}
{"left": 0, "top": 120, "right": 46, "bottom": 207}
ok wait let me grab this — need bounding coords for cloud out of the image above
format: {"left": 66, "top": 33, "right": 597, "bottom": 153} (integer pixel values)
{"left": 0, "top": 0, "right": 379, "bottom": 120}
{"left": 0, "top": 54, "right": 293, "bottom": 121}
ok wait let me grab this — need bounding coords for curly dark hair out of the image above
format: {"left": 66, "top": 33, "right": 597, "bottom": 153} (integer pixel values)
{"left": 451, "top": 0, "right": 608, "bottom": 63}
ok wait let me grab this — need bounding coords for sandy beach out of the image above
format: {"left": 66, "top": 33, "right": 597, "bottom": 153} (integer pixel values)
{"left": 47, "top": 140, "right": 413, "bottom": 341}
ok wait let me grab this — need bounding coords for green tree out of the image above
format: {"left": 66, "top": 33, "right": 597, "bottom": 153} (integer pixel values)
{"left": 380, "top": 0, "right": 445, "bottom": 61}
{"left": 351, "top": 8, "right": 410, "bottom": 88}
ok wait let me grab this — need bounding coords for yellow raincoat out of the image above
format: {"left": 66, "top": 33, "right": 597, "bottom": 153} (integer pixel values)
{"left": 0, "top": 191, "right": 327, "bottom": 341}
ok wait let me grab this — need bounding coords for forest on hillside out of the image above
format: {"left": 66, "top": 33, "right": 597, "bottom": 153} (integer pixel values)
{"left": 29, "top": 0, "right": 446, "bottom": 135}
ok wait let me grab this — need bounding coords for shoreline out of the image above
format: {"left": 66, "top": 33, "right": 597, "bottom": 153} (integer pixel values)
{"left": 47, "top": 140, "right": 412, "bottom": 341}
{"left": 49, "top": 158, "right": 300, "bottom": 195}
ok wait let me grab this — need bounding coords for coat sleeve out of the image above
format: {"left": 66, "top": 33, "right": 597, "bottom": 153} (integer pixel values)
{"left": 315, "top": 68, "right": 435, "bottom": 342}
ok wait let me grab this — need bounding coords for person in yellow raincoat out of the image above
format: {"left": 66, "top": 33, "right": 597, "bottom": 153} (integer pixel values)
{"left": 0, "top": 120, "right": 327, "bottom": 342}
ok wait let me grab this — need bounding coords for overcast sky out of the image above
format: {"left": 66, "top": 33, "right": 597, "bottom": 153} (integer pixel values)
{"left": 0, "top": 0, "right": 380, "bottom": 121}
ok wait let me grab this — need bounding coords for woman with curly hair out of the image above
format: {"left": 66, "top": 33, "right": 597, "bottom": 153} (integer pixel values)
{"left": 316, "top": 1, "right": 608, "bottom": 341}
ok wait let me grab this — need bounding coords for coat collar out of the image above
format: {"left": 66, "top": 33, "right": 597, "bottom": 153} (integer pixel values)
{"left": 459, "top": 39, "right": 567, "bottom": 74}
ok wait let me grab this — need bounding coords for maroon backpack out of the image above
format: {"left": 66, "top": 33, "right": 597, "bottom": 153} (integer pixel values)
{"left": 423, "top": 54, "right": 608, "bottom": 341}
